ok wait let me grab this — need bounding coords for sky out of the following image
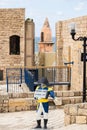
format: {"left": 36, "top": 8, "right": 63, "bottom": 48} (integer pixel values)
{"left": 0, "top": 0, "right": 87, "bottom": 37}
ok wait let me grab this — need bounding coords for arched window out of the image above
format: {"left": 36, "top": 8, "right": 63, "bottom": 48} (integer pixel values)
{"left": 9, "top": 35, "right": 20, "bottom": 55}
{"left": 41, "top": 32, "right": 44, "bottom": 42}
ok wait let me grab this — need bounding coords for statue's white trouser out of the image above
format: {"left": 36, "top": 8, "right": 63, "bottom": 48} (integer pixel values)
{"left": 36, "top": 103, "right": 48, "bottom": 120}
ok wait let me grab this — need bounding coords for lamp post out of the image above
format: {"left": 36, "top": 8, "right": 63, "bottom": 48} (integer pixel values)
{"left": 70, "top": 23, "right": 87, "bottom": 102}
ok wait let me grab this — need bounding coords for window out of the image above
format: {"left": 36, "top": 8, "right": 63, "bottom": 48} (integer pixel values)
{"left": 10, "top": 35, "right": 20, "bottom": 55}
{"left": 47, "top": 44, "right": 50, "bottom": 46}
{"left": 41, "top": 32, "right": 44, "bottom": 42}
{"left": 0, "top": 70, "right": 3, "bottom": 81}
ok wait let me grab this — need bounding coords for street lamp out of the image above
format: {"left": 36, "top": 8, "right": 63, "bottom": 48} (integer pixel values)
{"left": 70, "top": 22, "right": 87, "bottom": 102}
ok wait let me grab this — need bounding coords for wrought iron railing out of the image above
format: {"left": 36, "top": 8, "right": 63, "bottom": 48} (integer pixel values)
{"left": 6, "top": 66, "right": 71, "bottom": 92}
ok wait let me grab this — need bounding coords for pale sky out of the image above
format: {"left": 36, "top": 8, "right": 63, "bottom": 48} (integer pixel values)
{"left": 0, "top": 0, "right": 87, "bottom": 36}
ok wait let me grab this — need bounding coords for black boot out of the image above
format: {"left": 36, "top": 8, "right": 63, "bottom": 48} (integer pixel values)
{"left": 44, "top": 119, "right": 48, "bottom": 129}
{"left": 34, "top": 120, "right": 41, "bottom": 129}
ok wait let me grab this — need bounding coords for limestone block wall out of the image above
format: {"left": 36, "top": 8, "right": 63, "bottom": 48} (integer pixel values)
{"left": 55, "top": 90, "right": 84, "bottom": 106}
{"left": 0, "top": 9, "right": 25, "bottom": 81}
{"left": 0, "top": 92, "right": 56, "bottom": 113}
{"left": 0, "top": 90, "right": 85, "bottom": 113}
{"left": 56, "top": 16, "right": 87, "bottom": 90}
{"left": 64, "top": 103, "right": 87, "bottom": 125}
{"left": 0, "top": 93, "right": 37, "bottom": 113}
{"left": 39, "top": 52, "right": 56, "bottom": 66}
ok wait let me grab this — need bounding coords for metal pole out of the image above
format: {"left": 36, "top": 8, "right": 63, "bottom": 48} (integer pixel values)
{"left": 20, "top": 68, "right": 22, "bottom": 84}
{"left": 83, "top": 38, "right": 86, "bottom": 102}
{"left": 6, "top": 76, "right": 8, "bottom": 92}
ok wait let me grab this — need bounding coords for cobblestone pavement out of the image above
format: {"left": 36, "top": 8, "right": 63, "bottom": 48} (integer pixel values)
{"left": 0, "top": 109, "right": 87, "bottom": 130}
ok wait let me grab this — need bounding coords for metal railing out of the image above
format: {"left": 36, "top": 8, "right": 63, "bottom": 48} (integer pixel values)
{"left": 6, "top": 68, "right": 24, "bottom": 92}
{"left": 6, "top": 66, "right": 71, "bottom": 92}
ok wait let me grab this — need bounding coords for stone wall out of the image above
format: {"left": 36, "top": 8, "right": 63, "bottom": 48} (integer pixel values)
{"left": 54, "top": 90, "right": 84, "bottom": 106}
{"left": 39, "top": 52, "right": 56, "bottom": 66}
{"left": 0, "top": 92, "right": 56, "bottom": 113}
{"left": 0, "top": 9, "right": 25, "bottom": 81}
{"left": 0, "top": 90, "right": 84, "bottom": 113}
{"left": 56, "top": 16, "right": 87, "bottom": 90}
{"left": 0, "top": 93, "right": 37, "bottom": 113}
{"left": 64, "top": 103, "right": 87, "bottom": 125}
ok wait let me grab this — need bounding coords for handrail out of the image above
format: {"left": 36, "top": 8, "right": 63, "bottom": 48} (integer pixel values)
{"left": 6, "top": 65, "right": 71, "bottom": 69}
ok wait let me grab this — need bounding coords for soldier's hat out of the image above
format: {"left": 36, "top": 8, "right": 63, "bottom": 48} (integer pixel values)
{"left": 38, "top": 77, "right": 49, "bottom": 86}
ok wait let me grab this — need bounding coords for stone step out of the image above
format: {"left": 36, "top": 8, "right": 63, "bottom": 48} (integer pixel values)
{"left": 49, "top": 96, "right": 83, "bottom": 106}
{"left": 55, "top": 91, "right": 84, "bottom": 97}
{"left": 7, "top": 90, "right": 85, "bottom": 98}
{"left": 0, "top": 91, "right": 86, "bottom": 113}
{"left": 53, "top": 90, "right": 87, "bottom": 106}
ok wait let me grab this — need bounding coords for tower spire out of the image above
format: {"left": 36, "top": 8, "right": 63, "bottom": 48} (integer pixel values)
{"left": 38, "top": 17, "right": 54, "bottom": 53}
{"left": 43, "top": 17, "right": 50, "bottom": 28}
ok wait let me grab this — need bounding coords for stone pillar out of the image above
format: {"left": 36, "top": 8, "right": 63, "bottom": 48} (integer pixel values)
{"left": 25, "top": 18, "right": 35, "bottom": 66}
{"left": 56, "top": 21, "right": 64, "bottom": 90}
{"left": 56, "top": 21, "right": 63, "bottom": 66}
